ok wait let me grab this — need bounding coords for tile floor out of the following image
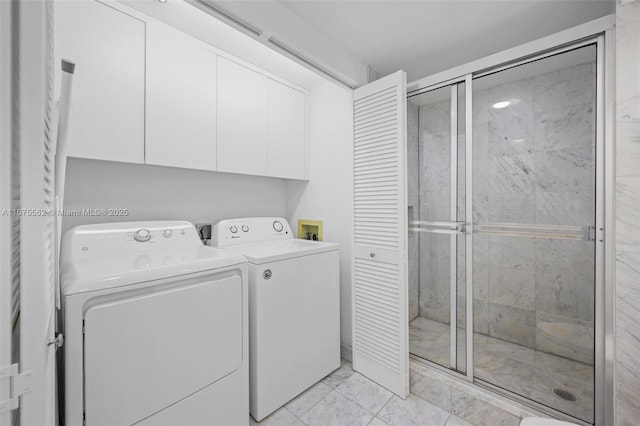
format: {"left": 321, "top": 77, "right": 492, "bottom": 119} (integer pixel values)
{"left": 250, "top": 360, "right": 474, "bottom": 426}
{"left": 409, "top": 316, "right": 593, "bottom": 423}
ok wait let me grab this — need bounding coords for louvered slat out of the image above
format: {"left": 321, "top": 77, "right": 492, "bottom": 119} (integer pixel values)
{"left": 352, "top": 70, "right": 408, "bottom": 398}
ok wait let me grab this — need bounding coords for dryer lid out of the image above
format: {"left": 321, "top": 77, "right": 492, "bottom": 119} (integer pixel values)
{"left": 60, "top": 221, "right": 246, "bottom": 295}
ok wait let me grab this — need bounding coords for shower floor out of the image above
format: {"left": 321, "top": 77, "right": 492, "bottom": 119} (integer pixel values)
{"left": 409, "top": 316, "right": 594, "bottom": 423}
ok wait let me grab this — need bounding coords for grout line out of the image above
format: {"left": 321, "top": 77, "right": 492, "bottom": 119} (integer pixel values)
{"left": 371, "top": 393, "right": 394, "bottom": 419}
{"left": 282, "top": 406, "right": 308, "bottom": 426}
{"left": 332, "top": 373, "right": 395, "bottom": 419}
{"left": 293, "top": 388, "right": 336, "bottom": 425}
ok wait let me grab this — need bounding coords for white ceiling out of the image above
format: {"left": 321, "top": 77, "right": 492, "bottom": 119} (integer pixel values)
{"left": 120, "top": 0, "right": 329, "bottom": 89}
{"left": 256, "top": 0, "right": 613, "bottom": 82}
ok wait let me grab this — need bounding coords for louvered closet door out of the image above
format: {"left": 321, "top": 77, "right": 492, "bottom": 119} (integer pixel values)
{"left": 352, "top": 70, "right": 408, "bottom": 397}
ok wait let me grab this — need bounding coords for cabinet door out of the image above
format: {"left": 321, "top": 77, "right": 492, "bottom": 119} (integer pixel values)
{"left": 55, "top": 0, "right": 145, "bottom": 163}
{"left": 267, "top": 81, "right": 306, "bottom": 179}
{"left": 217, "top": 57, "right": 268, "bottom": 176}
{"left": 146, "top": 22, "right": 217, "bottom": 171}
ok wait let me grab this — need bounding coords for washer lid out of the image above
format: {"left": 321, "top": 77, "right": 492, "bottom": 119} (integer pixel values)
{"left": 60, "top": 221, "right": 246, "bottom": 295}
{"left": 221, "top": 239, "right": 338, "bottom": 264}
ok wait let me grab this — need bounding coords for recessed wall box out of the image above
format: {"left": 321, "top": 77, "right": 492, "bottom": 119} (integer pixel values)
{"left": 298, "top": 219, "right": 323, "bottom": 241}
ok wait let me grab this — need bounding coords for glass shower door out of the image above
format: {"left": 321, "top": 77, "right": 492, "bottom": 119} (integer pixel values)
{"left": 408, "top": 83, "right": 467, "bottom": 373}
{"left": 470, "top": 44, "right": 597, "bottom": 423}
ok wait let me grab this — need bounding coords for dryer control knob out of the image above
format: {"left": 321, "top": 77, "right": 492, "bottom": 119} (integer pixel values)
{"left": 133, "top": 228, "right": 151, "bottom": 242}
{"left": 230, "top": 225, "right": 238, "bottom": 234}
{"left": 273, "top": 221, "right": 283, "bottom": 232}
{"left": 242, "top": 225, "right": 249, "bottom": 233}
{"left": 162, "top": 229, "right": 173, "bottom": 238}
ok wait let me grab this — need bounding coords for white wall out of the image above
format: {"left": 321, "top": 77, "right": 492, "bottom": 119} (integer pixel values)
{"left": 286, "top": 82, "right": 354, "bottom": 349}
{"left": 62, "top": 158, "right": 287, "bottom": 233}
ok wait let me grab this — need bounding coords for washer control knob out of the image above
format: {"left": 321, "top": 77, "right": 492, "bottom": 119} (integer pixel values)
{"left": 162, "top": 229, "right": 173, "bottom": 238}
{"left": 273, "top": 221, "right": 283, "bottom": 232}
{"left": 230, "top": 225, "right": 238, "bottom": 234}
{"left": 242, "top": 225, "right": 249, "bottom": 233}
{"left": 133, "top": 228, "right": 151, "bottom": 242}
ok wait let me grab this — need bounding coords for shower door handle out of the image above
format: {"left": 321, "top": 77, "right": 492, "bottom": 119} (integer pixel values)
{"left": 408, "top": 220, "right": 465, "bottom": 235}
{"left": 472, "top": 222, "right": 596, "bottom": 241}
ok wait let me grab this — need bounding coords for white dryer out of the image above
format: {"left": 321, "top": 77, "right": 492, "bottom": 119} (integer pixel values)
{"left": 212, "top": 217, "right": 340, "bottom": 421}
{"left": 60, "top": 221, "right": 249, "bottom": 426}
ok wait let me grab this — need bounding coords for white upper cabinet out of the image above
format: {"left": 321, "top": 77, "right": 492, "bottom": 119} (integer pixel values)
{"left": 56, "top": 1, "right": 308, "bottom": 178}
{"left": 217, "top": 57, "right": 268, "bottom": 176}
{"left": 267, "top": 81, "right": 306, "bottom": 179}
{"left": 146, "top": 22, "right": 217, "bottom": 171}
{"left": 55, "top": 0, "right": 145, "bottom": 164}
{"left": 217, "top": 57, "right": 308, "bottom": 179}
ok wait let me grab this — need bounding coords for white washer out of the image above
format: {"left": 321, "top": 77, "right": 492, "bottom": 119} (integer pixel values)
{"left": 60, "top": 221, "right": 249, "bottom": 426}
{"left": 212, "top": 217, "right": 340, "bottom": 421}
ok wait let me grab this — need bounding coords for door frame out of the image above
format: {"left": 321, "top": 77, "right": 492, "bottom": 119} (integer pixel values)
{"left": 0, "top": 1, "right": 14, "bottom": 424}
{"left": 406, "top": 15, "right": 615, "bottom": 426}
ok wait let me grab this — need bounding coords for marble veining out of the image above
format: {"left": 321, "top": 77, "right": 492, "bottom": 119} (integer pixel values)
{"left": 409, "top": 59, "right": 597, "bottom": 365}
{"left": 252, "top": 359, "right": 535, "bottom": 426}
{"left": 445, "top": 415, "right": 475, "bottom": 426}
{"left": 320, "top": 359, "right": 356, "bottom": 390}
{"left": 487, "top": 193, "right": 536, "bottom": 223}
{"left": 251, "top": 406, "right": 302, "bottom": 426}
{"left": 410, "top": 364, "right": 453, "bottom": 411}
{"left": 488, "top": 266, "right": 535, "bottom": 311}
{"left": 533, "top": 63, "right": 595, "bottom": 113}
{"left": 535, "top": 311, "right": 594, "bottom": 364}
{"left": 487, "top": 154, "right": 536, "bottom": 194}
{"left": 299, "top": 391, "right": 372, "bottom": 426}
{"left": 285, "top": 382, "right": 333, "bottom": 418}
{"left": 410, "top": 317, "right": 594, "bottom": 422}
{"left": 534, "top": 149, "right": 594, "bottom": 193}
{"left": 451, "top": 387, "right": 521, "bottom": 426}
{"left": 534, "top": 191, "right": 594, "bottom": 226}
{"left": 616, "top": 3, "right": 640, "bottom": 421}
{"left": 377, "top": 395, "right": 450, "bottom": 426}
{"left": 534, "top": 239, "right": 594, "bottom": 322}
{"left": 487, "top": 302, "right": 536, "bottom": 347}
{"left": 534, "top": 103, "right": 595, "bottom": 153}
{"left": 334, "top": 373, "right": 393, "bottom": 415}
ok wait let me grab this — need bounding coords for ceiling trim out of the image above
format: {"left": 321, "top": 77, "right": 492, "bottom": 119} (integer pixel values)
{"left": 267, "top": 38, "right": 356, "bottom": 89}
{"left": 195, "top": 0, "right": 370, "bottom": 87}
{"left": 187, "top": 0, "right": 261, "bottom": 37}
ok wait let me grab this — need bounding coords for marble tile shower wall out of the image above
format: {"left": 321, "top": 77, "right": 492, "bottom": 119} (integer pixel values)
{"left": 417, "top": 97, "right": 458, "bottom": 326}
{"left": 615, "top": 1, "right": 640, "bottom": 424}
{"left": 413, "top": 62, "right": 596, "bottom": 365}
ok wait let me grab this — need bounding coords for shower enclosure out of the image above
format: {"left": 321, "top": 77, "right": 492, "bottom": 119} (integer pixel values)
{"left": 407, "top": 42, "right": 601, "bottom": 424}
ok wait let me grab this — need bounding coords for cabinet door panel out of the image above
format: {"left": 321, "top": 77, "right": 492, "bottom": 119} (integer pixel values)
{"left": 146, "top": 22, "right": 217, "bottom": 171}
{"left": 55, "top": 0, "right": 145, "bottom": 163}
{"left": 217, "top": 58, "right": 268, "bottom": 176}
{"left": 267, "top": 81, "right": 306, "bottom": 179}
